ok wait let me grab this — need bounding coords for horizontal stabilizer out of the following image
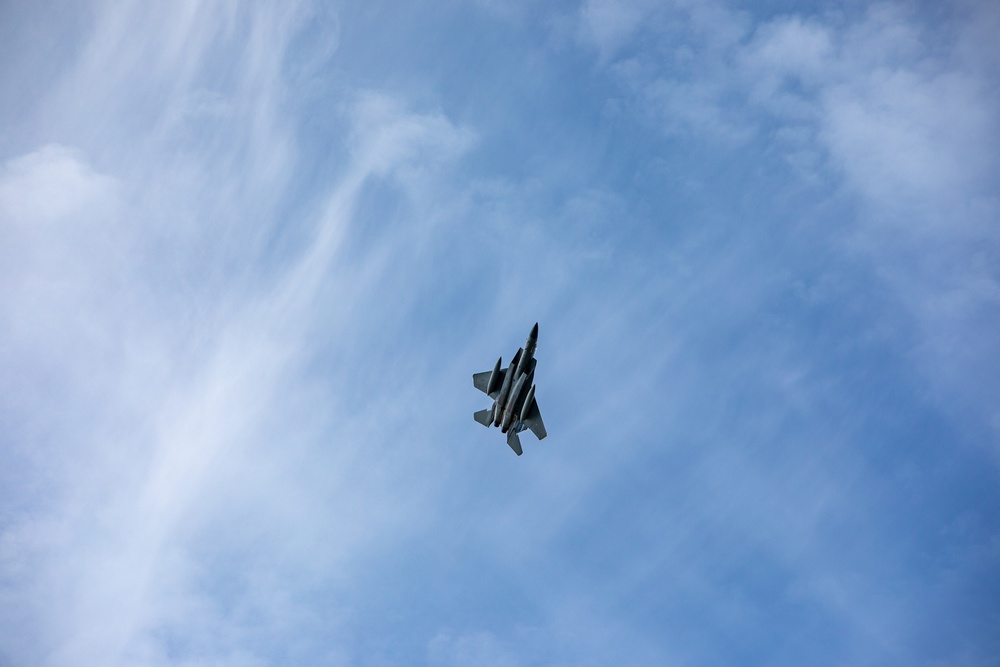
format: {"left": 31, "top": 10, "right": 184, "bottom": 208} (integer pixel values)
{"left": 506, "top": 431, "right": 523, "bottom": 456}
{"left": 474, "top": 408, "right": 493, "bottom": 427}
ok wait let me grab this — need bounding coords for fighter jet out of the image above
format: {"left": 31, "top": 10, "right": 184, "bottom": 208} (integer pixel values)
{"left": 473, "top": 322, "right": 547, "bottom": 455}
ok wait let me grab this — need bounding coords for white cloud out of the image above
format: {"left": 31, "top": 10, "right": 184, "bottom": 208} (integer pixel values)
{"left": 0, "top": 144, "right": 129, "bottom": 404}
{"left": 583, "top": 0, "right": 1000, "bottom": 442}
{"left": 0, "top": 144, "right": 118, "bottom": 224}
{"left": 821, "top": 68, "right": 995, "bottom": 220}
{"left": 578, "top": 0, "right": 655, "bottom": 61}
{"left": 0, "top": 1, "right": 480, "bottom": 664}
{"left": 349, "top": 92, "right": 478, "bottom": 183}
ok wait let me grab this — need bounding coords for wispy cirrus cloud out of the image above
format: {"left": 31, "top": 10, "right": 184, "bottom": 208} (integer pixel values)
{"left": 0, "top": 1, "right": 480, "bottom": 663}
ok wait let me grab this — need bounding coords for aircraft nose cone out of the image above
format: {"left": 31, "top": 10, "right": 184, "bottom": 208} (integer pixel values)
{"left": 530, "top": 322, "right": 538, "bottom": 340}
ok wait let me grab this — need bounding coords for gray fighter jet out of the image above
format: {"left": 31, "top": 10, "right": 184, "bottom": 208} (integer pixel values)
{"left": 473, "top": 322, "right": 547, "bottom": 455}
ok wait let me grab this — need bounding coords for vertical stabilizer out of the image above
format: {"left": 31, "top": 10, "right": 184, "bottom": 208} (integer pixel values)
{"left": 506, "top": 431, "right": 523, "bottom": 456}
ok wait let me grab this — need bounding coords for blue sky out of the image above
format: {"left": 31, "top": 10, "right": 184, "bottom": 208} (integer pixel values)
{"left": 1, "top": 1, "right": 998, "bottom": 665}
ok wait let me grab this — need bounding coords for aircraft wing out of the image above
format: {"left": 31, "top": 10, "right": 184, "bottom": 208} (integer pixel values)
{"left": 522, "top": 399, "right": 547, "bottom": 441}
{"left": 473, "top": 367, "right": 506, "bottom": 397}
